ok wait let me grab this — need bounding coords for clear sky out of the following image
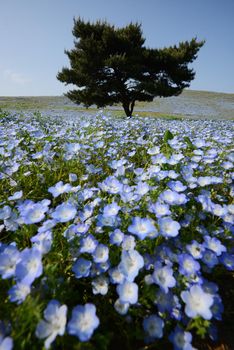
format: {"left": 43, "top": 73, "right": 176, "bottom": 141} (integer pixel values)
{"left": 0, "top": 0, "right": 233, "bottom": 96}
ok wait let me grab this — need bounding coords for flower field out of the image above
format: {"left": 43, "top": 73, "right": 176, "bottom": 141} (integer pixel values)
{"left": 0, "top": 110, "right": 233, "bottom": 350}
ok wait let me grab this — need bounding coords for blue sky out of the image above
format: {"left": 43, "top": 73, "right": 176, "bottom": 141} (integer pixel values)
{"left": 0, "top": 0, "right": 233, "bottom": 96}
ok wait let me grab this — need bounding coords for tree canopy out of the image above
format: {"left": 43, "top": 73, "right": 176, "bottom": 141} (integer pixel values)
{"left": 57, "top": 18, "right": 204, "bottom": 117}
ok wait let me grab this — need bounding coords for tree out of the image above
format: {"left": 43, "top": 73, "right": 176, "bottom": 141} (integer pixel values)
{"left": 57, "top": 18, "right": 204, "bottom": 117}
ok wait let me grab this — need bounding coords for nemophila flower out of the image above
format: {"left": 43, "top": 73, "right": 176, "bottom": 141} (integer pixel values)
{"left": 69, "top": 173, "right": 77, "bottom": 182}
{"left": 143, "top": 315, "right": 164, "bottom": 339}
{"left": 186, "top": 240, "right": 204, "bottom": 259}
{"left": 193, "top": 138, "right": 206, "bottom": 148}
{"left": 168, "top": 170, "right": 179, "bottom": 179}
{"left": 51, "top": 202, "right": 77, "bottom": 223}
{"left": 15, "top": 247, "right": 43, "bottom": 285}
{"left": 0, "top": 334, "right": 13, "bottom": 350}
{"left": 92, "top": 275, "right": 109, "bottom": 295}
{"left": 178, "top": 254, "right": 200, "bottom": 277}
{"left": 117, "top": 281, "right": 138, "bottom": 304}
{"left": 109, "top": 158, "right": 127, "bottom": 169}
{"left": 48, "top": 181, "right": 72, "bottom": 198}
{"left": 152, "top": 264, "right": 176, "bottom": 293}
{"left": 36, "top": 300, "right": 67, "bottom": 349}
{"left": 159, "top": 189, "right": 181, "bottom": 205}
{"left": 148, "top": 201, "right": 171, "bottom": 218}
{"left": 220, "top": 253, "right": 234, "bottom": 270}
{"left": 167, "top": 180, "right": 187, "bottom": 192}
{"left": 128, "top": 217, "right": 158, "bottom": 240}
{"left": 109, "top": 229, "right": 124, "bottom": 246}
{"left": 154, "top": 290, "right": 174, "bottom": 313}
{"left": 181, "top": 285, "right": 214, "bottom": 319}
{"left": 158, "top": 216, "right": 181, "bottom": 238}
{"left": 119, "top": 249, "right": 144, "bottom": 282}
{"left": 151, "top": 153, "right": 167, "bottom": 165}
{"left": 75, "top": 222, "right": 90, "bottom": 235}
{"left": 8, "top": 190, "right": 23, "bottom": 201}
{"left": 79, "top": 235, "right": 98, "bottom": 254}
{"left": 109, "top": 267, "right": 125, "bottom": 284}
{"left": 38, "top": 219, "right": 57, "bottom": 233}
{"left": 67, "top": 303, "right": 99, "bottom": 342}
{"left": 203, "top": 236, "right": 226, "bottom": 256}
{"left": 0, "top": 205, "right": 12, "bottom": 220}
{"left": 8, "top": 282, "right": 31, "bottom": 304}
{"left": 147, "top": 146, "right": 160, "bottom": 155}
{"left": 0, "top": 245, "right": 20, "bottom": 279}
{"left": 196, "top": 193, "right": 214, "bottom": 212}
{"left": 211, "top": 295, "right": 224, "bottom": 321}
{"left": 20, "top": 199, "right": 50, "bottom": 225}
{"left": 65, "top": 142, "right": 80, "bottom": 154}
{"left": 30, "top": 230, "right": 52, "bottom": 255}
{"left": 78, "top": 204, "right": 94, "bottom": 222}
{"left": 197, "top": 176, "right": 214, "bottom": 187}
{"left": 135, "top": 181, "right": 150, "bottom": 196}
{"left": 92, "top": 244, "right": 109, "bottom": 263}
{"left": 169, "top": 326, "right": 193, "bottom": 350}
{"left": 121, "top": 235, "right": 136, "bottom": 251}
{"left": 72, "top": 258, "right": 92, "bottom": 279}
{"left": 103, "top": 202, "right": 121, "bottom": 216}
{"left": 97, "top": 214, "right": 119, "bottom": 227}
{"left": 114, "top": 298, "right": 129, "bottom": 315}
{"left": 78, "top": 189, "right": 94, "bottom": 202}
{"left": 211, "top": 203, "right": 228, "bottom": 217}
{"left": 202, "top": 250, "right": 219, "bottom": 268}
{"left": 99, "top": 175, "right": 123, "bottom": 194}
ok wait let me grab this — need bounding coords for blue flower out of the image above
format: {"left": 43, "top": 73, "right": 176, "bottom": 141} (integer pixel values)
{"left": 152, "top": 264, "right": 176, "bottom": 293}
{"left": 117, "top": 281, "right": 138, "bottom": 304}
{"left": 99, "top": 176, "right": 123, "bottom": 194}
{"left": 36, "top": 300, "right": 67, "bottom": 349}
{"left": 8, "top": 190, "right": 23, "bottom": 201}
{"left": 220, "top": 253, "right": 234, "bottom": 270}
{"left": 79, "top": 235, "right": 98, "bottom": 254}
{"left": 21, "top": 202, "right": 49, "bottom": 224}
{"left": 203, "top": 236, "right": 226, "bottom": 256}
{"left": 72, "top": 258, "right": 92, "bottom": 279}
{"left": 158, "top": 216, "right": 181, "bottom": 238}
{"left": 128, "top": 217, "right": 158, "bottom": 240}
{"left": 202, "top": 250, "right": 219, "bottom": 268}
{"left": 186, "top": 240, "right": 204, "bottom": 259}
{"left": 167, "top": 180, "right": 187, "bottom": 192}
{"left": 67, "top": 303, "right": 99, "bottom": 342}
{"left": 0, "top": 335, "right": 13, "bottom": 350}
{"left": 119, "top": 249, "right": 144, "bottom": 282}
{"left": 178, "top": 254, "right": 200, "bottom": 277}
{"left": 109, "top": 229, "right": 124, "bottom": 246}
{"left": 51, "top": 202, "right": 77, "bottom": 223}
{"left": 103, "top": 202, "right": 121, "bottom": 216}
{"left": 114, "top": 298, "right": 129, "bottom": 315}
{"left": 169, "top": 326, "right": 193, "bottom": 350}
{"left": 92, "top": 244, "right": 109, "bottom": 263}
{"left": 92, "top": 275, "right": 109, "bottom": 295}
{"left": 8, "top": 282, "right": 31, "bottom": 304}
{"left": 0, "top": 245, "right": 20, "bottom": 279}
{"left": 48, "top": 181, "right": 72, "bottom": 198}
{"left": 181, "top": 285, "right": 214, "bottom": 320}
{"left": 15, "top": 247, "right": 43, "bottom": 285}
{"left": 148, "top": 201, "right": 171, "bottom": 218}
{"left": 143, "top": 315, "right": 164, "bottom": 339}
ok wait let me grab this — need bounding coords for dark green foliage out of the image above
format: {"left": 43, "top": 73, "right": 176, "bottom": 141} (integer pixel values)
{"left": 57, "top": 18, "right": 204, "bottom": 117}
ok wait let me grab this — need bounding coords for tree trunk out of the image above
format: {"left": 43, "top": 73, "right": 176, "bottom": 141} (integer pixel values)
{"left": 122, "top": 100, "right": 135, "bottom": 117}
{"left": 122, "top": 102, "right": 131, "bottom": 117}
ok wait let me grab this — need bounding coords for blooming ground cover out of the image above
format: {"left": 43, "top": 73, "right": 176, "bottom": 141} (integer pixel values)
{"left": 0, "top": 110, "right": 233, "bottom": 350}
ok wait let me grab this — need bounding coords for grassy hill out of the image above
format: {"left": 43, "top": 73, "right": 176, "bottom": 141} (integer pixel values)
{"left": 0, "top": 89, "right": 234, "bottom": 119}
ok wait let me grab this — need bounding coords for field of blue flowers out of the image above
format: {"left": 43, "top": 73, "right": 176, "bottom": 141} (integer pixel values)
{"left": 0, "top": 110, "right": 233, "bottom": 350}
